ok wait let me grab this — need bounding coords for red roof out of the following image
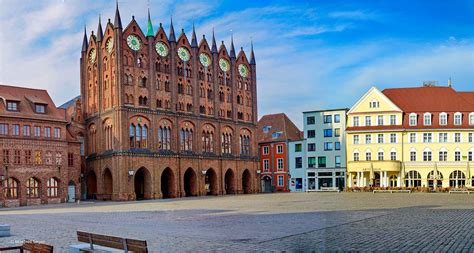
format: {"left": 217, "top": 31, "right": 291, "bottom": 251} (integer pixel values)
{"left": 382, "top": 86, "right": 474, "bottom": 112}
{"left": 0, "top": 84, "right": 66, "bottom": 122}
{"left": 257, "top": 113, "right": 302, "bottom": 143}
{"left": 381, "top": 86, "right": 474, "bottom": 129}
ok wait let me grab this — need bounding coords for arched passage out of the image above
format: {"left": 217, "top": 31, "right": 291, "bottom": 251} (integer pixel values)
{"left": 86, "top": 170, "right": 97, "bottom": 199}
{"left": 184, "top": 168, "right": 197, "bottom": 197}
{"left": 103, "top": 168, "right": 113, "bottom": 200}
{"left": 242, "top": 169, "right": 252, "bottom": 194}
{"left": 135, "top": 167, "right": 152, "bottom": 200}
{"left": 205, "top": 168, "right": 218, "bottom": 195}
{"left": 224, "top": 169, "right": 236, "bottom": 194}
{"left": 161, "top": 168, "right": 175, "bottom": 198}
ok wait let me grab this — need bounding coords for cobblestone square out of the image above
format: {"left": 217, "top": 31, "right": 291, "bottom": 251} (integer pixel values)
{"left": 0, "top": 192, "right": 473, "bottom": 252}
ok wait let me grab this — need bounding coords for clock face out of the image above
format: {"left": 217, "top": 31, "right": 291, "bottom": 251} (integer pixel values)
{"left": 105, "top": 38, "right": 114, "bottom": 53}
{"left": 155, "top": 42, "right": 168, "bottom": 57}
{"left": 238, "top": 64, "right": 248, "bottom": 77}
{"left": 88, "top": 48, "right": 96, "bottom": 63}
{"left": 199, "top": 53, "right": 211, "bottom": 67}
{"left": 219, "top": 58, "right": 230, "bottom": 72}
{"left": 127, "top": 35, "right": 141, "bottom": 51}
{"left": 177, "top": 47, "right": 190, "bottom": 61}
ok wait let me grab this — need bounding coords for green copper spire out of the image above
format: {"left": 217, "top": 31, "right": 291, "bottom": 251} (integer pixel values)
{"left": 146, "top": 9, "right": 154, "bottom": 37}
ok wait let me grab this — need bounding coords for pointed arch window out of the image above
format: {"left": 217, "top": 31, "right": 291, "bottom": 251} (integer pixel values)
{"left": 129, "top": 124, "right": 136, "bottom": 148}
{"left": 47, "top": 178, "right": 59, "bottom": 197}
{"left": 4, "top": 178, "right": 19, "bottom": 199}
{"left": 202, "top": 130, "right": 214, "bottom": 153}
{"left": 180, "top": 128, "right": 193, "bottom": 151}
{"left": 240, "top": 135, "right": 250, "bottom": 155}
{"left": 158, "top": 126, "right": 171, "bottom": 150}
{"left": 221, "top": 132, "right": 232, "bottom": 154}
{"left": 27, "top": 177, "right": 40, "bottom": 198}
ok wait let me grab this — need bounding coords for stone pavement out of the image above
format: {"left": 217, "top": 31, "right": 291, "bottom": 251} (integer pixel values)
{"left": 0, "top": 192, "right": 472, "bottom": 252}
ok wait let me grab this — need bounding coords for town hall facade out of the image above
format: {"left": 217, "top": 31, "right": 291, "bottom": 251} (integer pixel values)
{"left": 81, "top": 4, "right": 259, "bottom": 200}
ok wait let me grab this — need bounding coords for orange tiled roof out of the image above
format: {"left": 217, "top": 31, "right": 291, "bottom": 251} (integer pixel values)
{"left": 380, "top": 86, "right": 474, "bottom": 129}
{"left": 257, "top": 113, "right": 302, "bottom": 143}
{"left": 0, "top": 84, "right": 66, "bottom": 122}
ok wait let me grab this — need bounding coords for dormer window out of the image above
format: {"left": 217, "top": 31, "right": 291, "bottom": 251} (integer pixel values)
{"left": 6, "top": 101, "right": 18, "bottom": 111}
{"left": 409, "top": 113, "right": 417, "bottom": 126}
{"left": 423, "top": 113, "right": 431, "bottom": 126}
{"left": 262, "top": 125, "right": 271, "bottom": 133}
{"left": 454, "top": 112, "right": 462, "bottom": 126}
{"left": 35, "top": 104, "right": 45, "bottom": 114}
{"left": 272, "top": 131, "right": 282, "bottom": 139}
{"left": 439, "top": 113, "right": 447, "bottom": 125}
{"left": 470, "top": 113, "right": 474, "bottom": 125}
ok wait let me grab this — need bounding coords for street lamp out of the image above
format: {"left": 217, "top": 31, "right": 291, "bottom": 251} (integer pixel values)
{"left": 128, "top": 169, "right": 134, "bottom": 181}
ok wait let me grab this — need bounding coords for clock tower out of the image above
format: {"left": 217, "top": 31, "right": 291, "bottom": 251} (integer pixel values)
{"left": 80, "top": 3, "right": 259, "bottom": 201}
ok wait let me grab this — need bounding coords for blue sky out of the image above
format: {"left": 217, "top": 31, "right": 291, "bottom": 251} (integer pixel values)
{"left": 1, "top": 0, "right": 473, "bottom": 128}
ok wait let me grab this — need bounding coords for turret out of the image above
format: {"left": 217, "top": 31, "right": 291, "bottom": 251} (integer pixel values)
{"left": 146, "top": 9, "right": 154, "bottom": 37}
{"left": 211, "top": 28, "right": 217, "bottom": 53}
{"left": 250, "top": 41, "right": 256, "bottom": 65}
{"left": 81, "top": 26, "right": 88, "bottom": 52}
{"left": 229, "top": 34, "right": 236, "bottom": 59}
{"left": 169, "top": 17, "right": 176, "bottom": 42}
{"left": 191, "top": 24, "right": 198, "bottom": 48}
{"left": 114, "top": 1, "right": 122, "bottom": 29}
{"left": 97, "top": 15, "right": 103, "bottom": 41}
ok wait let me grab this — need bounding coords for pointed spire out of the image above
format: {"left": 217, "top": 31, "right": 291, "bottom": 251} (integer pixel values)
{"left": 211, "top": 28, "right": 217, "bottom": 53}
{"left": 97, "top": 15, "right": 103, "bottom": 41}
{"left": 82, "top": 26, "right": 88, "bottom": 52}
{"left": 250, "top": 41, "right": 256, "bottom": 65}
{"left": 169, "top": 17, "right": 176, "bottom": 42}
{"left": 191, "top": 23, "right": 198, "bottom": 48}
{"left": 229, "top": 33, "right": 236, "bottom": 58}
{"left": 146, "top": 8, "right": 154, "bottom": 37}
{"left": 114, "top": 0, "right": 122, "bottom": 29}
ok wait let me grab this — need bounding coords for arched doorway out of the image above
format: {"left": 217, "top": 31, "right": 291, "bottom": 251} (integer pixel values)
{"left": 134, "top": 167, "right": 152, "bottom": 200}
{"left": 184, "top": 168, "right": 197, "bottom": 197}
{"left": 205, "top": 168, "right": 218, "bottom": 195}
{"left": 103, "top": 168, "right": 113, "bottom": 200}
{"left": 389, "top": 175, "right": 398, "bottom": 187}
{"left": 405, "top": 170, "right": 421, "bottom": 187}
{"left": 224, "top": 169, "right": 235, "bottom": 194}
{"left": 261, "top": 176, "right": 272, "bottom": 192}
{"left": 449, "top": 170, "right": 466, "bottom": 188}
{"left": 86, "top": 170, "right": 97, "bottom": 199}
{"left": 161, "top": 168, "right": 175, "bottom": 198}
{"left": 242, "top": 169, "right": 251, "bottom": 194}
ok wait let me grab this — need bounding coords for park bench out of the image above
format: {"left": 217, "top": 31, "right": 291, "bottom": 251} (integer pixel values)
{"left": 449, "top": 189, "right": 472, "bottom": 194}
{"left": 307, "top": 187, "right": 340, "bottom": 192}
{"left": 373, "top": 189, "right": 411, "bottom": 194}
{"left": 76, "top": 231, "right": 148, "bottom": 253}
{"left": 0, "top": 240, "right": 53, "bottom": 253}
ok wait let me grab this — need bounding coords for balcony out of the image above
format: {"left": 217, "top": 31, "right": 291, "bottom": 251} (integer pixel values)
{"left": 347, "top": 160, "right": 401, "bottom": 173}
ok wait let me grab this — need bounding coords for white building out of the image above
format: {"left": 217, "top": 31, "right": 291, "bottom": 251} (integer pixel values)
{"left": 289, "top": 109, "right": 348, "bottom": 191}
{"left": 289, "top": 139, "right": 306, "bottom": 191}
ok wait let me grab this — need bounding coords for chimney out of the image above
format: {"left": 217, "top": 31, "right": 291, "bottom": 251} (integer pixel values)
{"left": 448, "top": 77, "right": 452, "bottom": 87}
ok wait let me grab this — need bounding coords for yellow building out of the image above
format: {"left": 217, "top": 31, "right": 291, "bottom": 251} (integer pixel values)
{"left": 346, "top": 86, "right": 474, "bottom": 189}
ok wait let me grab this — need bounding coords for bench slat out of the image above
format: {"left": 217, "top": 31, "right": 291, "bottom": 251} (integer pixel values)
{"left": 77, "top": 231, "right": 148, "bottom": 253}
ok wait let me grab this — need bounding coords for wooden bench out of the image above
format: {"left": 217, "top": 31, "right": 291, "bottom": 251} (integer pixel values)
{"left": 449, "top": 189, "right": 471, "bottom": 194}
{"left": 77, "top": 231, "right": 148, "bottom": 253}
{"left": 373, "top": 190, "right": 411, "bottom": 193}
{"left": 0, "top": 240, "right": 53, "bottom": 253}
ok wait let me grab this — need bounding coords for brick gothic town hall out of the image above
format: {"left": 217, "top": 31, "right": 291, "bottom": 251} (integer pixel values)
{"left": 80, "top": 4, "right": 259, "bottom": 200}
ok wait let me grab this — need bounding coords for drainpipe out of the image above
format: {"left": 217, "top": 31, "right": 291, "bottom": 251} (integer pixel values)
{"left": 271, "top": 143, "right": 275, "bottom": 192}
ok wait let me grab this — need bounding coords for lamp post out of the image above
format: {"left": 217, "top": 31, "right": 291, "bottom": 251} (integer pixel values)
{"left": 0, "top": 166, "right": 6, "bottom": 208}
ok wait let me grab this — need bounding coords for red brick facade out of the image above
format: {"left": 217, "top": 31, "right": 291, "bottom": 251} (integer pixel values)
{"left": 0, "top": 86, "right": 81, "bottom": 207}
{"left": 81, "top": 7, "right": 259, "bottom": 200}
{"left": 257, "top": 113, "right": 302, "bottom": 192}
